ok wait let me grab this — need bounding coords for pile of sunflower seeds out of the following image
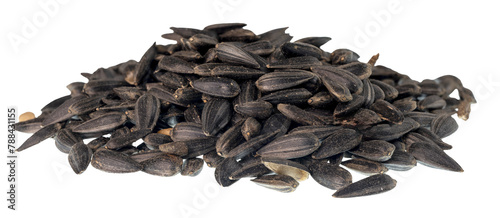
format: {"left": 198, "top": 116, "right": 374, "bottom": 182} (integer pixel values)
{"left": 15, "top": 23, "right": 476, "bottom": 198}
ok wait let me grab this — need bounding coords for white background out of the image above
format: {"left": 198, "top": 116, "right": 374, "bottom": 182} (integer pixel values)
{"left": 1, "top": 1, "right": 499, "bottom": 218}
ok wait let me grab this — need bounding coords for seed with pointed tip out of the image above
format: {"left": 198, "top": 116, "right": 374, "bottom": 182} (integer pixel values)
{"left": 241, "top": 117, "right": 261, "bottom": 141}
{"left": 234, "top": 100, "right": 273, "bottom": 119}
{"left": 251, "top": 174, "right": 299, "bottom": 193}
{"left": 349, "top": 140, "right": 396, "bottom": 162}
{"left": 341, "top": 158, "right": 388, "bottom": 174}
{"left": 408, "top": 142, "right": 463, "bottom": 172}
{"left": 332, "top": 174, "right": 397, "bottom": 198}
{"left": 216, "top": 43, "right": 260, "bottom": 68}
{"left": 382, "top": 150, "right": 417, "bottom": 171}
{"left": 256, "top": 70, "right": 315, "bottom": 92}
{"left": 261, "top": 157, "right": 309, "bottom": 182}
{"left": 72, "top": 112, "right": 127, "bottom": 134}
{"left": 68, "top": 142, "right": 93, "bottom": 174}
{"left": 91, "top": 149, "right": 142, "bottom": 173}
{"left": 215, "top": 157, "right": 242, "bottom": 187}
{"left": 309, "top": 161, "right": 352, "bottom": 190}
{"left": 191, "top": 77, "right": 240, "bottom": 98}
{"left": 256, "top": 133, "right": 320, "bottom": 159}
{"left": 181, "top": 158, "right": 204, "bottom": 177}
{"left": 202, "top": 98, "right": 232, "bottom": 136}
{"left": 17, "top": 123, "right": 62, "bottom": 152}
{"left": 312, "top": 128, "right": 362, "bottom": 159}
{"left": 142, "top": 154, "right": 183, "bottom": 177}
{"left": 431, "top": 114, "right": 458, "bottom": 138}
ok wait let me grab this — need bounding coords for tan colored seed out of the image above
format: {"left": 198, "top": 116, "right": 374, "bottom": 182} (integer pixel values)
{"left": 19, "top": 112, "right": 35, "bottom": 122}
{"left": 157, "top": 128, "right": 173, "bottom": 136}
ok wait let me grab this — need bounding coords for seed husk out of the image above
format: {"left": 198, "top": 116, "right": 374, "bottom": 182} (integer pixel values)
{"left": 332, "top": 174, "right": 397, "bottom": 198}
{"left": 261, "top": 157, "right": 309, "bottom": 182}
{"left": 55, "top": 128, "right": 83, "bottom": 154}
{"left": 256, "top": 133, "right": 320, "bottom": 159}
{"left": 234, "top": 100, "right": 273, "bottom": 119}
{"left": 382, "top": 149, "right": 417, "bottom": 171}
{"left": 260, "top": 88, "right": 313, "bottom": 105}
{"left": 91, "top": 149, "right": 142, "bottom": 173}
{"left": 68, "top": 142, "right": 93, "bottom": 174}
{"left": 105, "top": 129, "right": 151, "bottom": 150}
{"left": 142, "top": 154, "right": 183, "bottom": 177}
{"left": 181, "top": 158, "right": 204, "bottom": 176}
{"left": 408, "top": 142, "right": 463, "bottom": 172}
{"left": 135, "top": 94, "right": 161, "bottom": 130}
{"left": 312, "top": 128, "right": 362, "bottom": 159}
{"left": 191, "top": 77, "right": 240, "bottom": 98}
{"left": 202, "top": 98, "right": 232, "bottom": 136}
{"left": 309, "top": 161, "right": 352, "bottom": 190}
{"left": 341, "top": 158, "right": 388, "bottom": 174}
{"left": 72, "top": 112, "right": 127, "bottom": 134}
{"left": 241, "top": 117, "right": 261, "bottom": 141}
{"left": 215, "top": 157, "right": 242, "bottom": 187}
{"left": 17, "top": 123, "right": 62, "bottom": 152}
{"left": 203, "top": 150, "right": 224, "bottom": 168}
{"left": 431, "top": 114, "right": 459, "bottom": 138}
{"left": 251, "top": 174, "right": 299, "bottom": 193}
{"left": 349, "top": 140, "right": 396, "bottom": 162}
{"left": 256, "top": 70, "right": 315, "bottom": 92}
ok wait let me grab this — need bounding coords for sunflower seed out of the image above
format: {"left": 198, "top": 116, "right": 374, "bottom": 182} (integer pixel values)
{"left": 309, "top": 161, "right": 352, "bottom": 190}
{"left": 251, "top": 174, "right": 299, "bottom": 193}
{"left": 332, "top": 174, "right": 397, "bottom": 198}
{"left": 91, "top": 149, "right": 142, "bottom": 173}
{"left": 142, "top": 154, "right": 183, "bottom": 176}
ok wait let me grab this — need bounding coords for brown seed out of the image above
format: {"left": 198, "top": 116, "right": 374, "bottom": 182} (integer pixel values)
{"left": 16, "top": 123, "right": 62, "bottom": 152}
{"left": 277, "top": 103, "right": 326, "bottom": 126}
{"left": 261, "top": 157, "right": 309, "bottom": 182}
{"left": 312, "top": 128, "right": 362, "bottom": 159}
{"left": 72, "top": 112, "right": 127, "bottom": 134}
{"left": 431, "top": 114, "right": 459, "bottom": 138}
{"left": 256, "top": 133, "right": 320, "bottom": 159}
{"left": 202, "top": 98, "right": 232, "bottom": 136}
{"left": 171, "top": 122, "right": 207, "bottom": 142}
{"left": 267, "top": 56, "right": 322, "bottom": 69}
{"left": 251, "top": 174, "right": 299, "bottom": 193}
{"left": 330, "top": 49, "right": 359, "bottom": 65}
{"left": 125, "top": 43, "right": 157, "bottom": 85}
{"left": 341, "top": 158, "right": 388, "bottom": 174}
{"left": 158, "top": 56, "right": 196, "bottom": 74}
{"left": 181, "top": 158, "right": 204, "bottom": 176}
{"left": 91, "top": 149, "right": 142, "bottom": 173}
{"left": 41, "top": 95, "right": 87, "bottom": 127}
{"left": 142, "top": 154, "right": 183, "bottom": 177}
{"left": 408, "top": 142, "right": 463, "bottom": 172}
{"left": 288, "top": 125, "right": 341, "bottom": 140}
{"left": 215, "top": 157, "right": 242, "bottom": 187}
{"left": 216, "top": 120, "right": 245, "bottom": 157}
{"left": 68, "top": 142, "right": 93, "bottom": 174}
{"left": 382, "top": 149, "right": 417, "bottom": 171}
{"left": 203, "top": 150, "right": 225, "bottom": 168}
{"left": 256, "top": 70, "right": 315, "bottom": 92}
{"left": 191, "top": 77, "right": 240, "bottom": 98}
{"left": 55, "top": 128, "right": 83, "bottom": 154}
{"left": 349, "top": 140, "right": 396, "bottom": 162}
{"left": 234, "top": 100, "right": 273, "bottom": 119}
{"left": 135, "top": 94, "right": 161, "bottom": 130}
{"left": 260, "top": 88, "right": 313, "bottom": 105}
{"left": 105, "top": 129, "right": 151, "bottom": 150}
{"left": 362, "top": 117, "right": 420, "bottom": 141}
{"left": 19, "top": 112, "right": 36, "bottom": 122}
{"left": 226, "top": 130, "right": 280, "bottom": 160}
{"left": 332, "top": 174, "right": 397, "bottom": 198}
{"left": 241, "top": 117, "right": 261, "bottom": 141}
{"left": 216, "top": 42, "right": 260, "bottom": 68}
{"left": 309, "top": 161, "right": 352, "bottom": 190}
